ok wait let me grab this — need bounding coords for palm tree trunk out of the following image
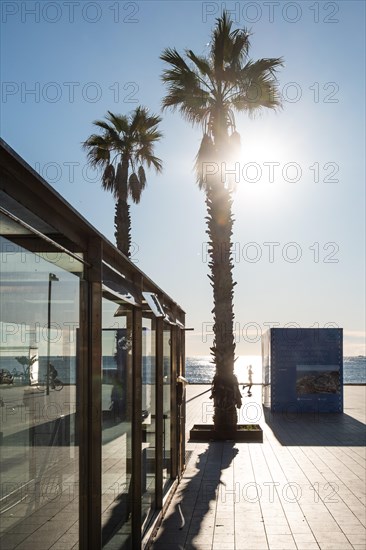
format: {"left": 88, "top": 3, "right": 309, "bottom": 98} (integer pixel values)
{"left": 115, "top": 159, "right": 131, "bottom": 257}
{"left": 207, "top": 176, "right": 242, "bottom": 434}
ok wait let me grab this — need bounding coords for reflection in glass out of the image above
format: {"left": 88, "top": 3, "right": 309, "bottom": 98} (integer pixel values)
{"left": 163, "top": 327, "right": 171, "bottom": 491}
{"left": 0, "top": 236, "right": 80, "bottom": 549}
{"left": 141, "top": 317, "right": 156, "bottom": 530}
{"left": 101, "top": 298, "right": 132, "bottom": 549}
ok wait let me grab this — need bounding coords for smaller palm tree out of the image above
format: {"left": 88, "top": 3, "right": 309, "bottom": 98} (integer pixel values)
{"left": 83, "top": 107, "right": 162, "bottom": 256}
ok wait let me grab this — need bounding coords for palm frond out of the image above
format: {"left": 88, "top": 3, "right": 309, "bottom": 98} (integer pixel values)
{"left": 242, "top": 57, "right": 284, "bottom": 79}
{"left": 162, "top": 83, "right": 211, "bottom": 126}
{"left": 139, "top": 152, "right": 163, "bottom": 172}
{"left": 92, "top": 120, "right": 122, "bottom": 143}
{"left": 138, "top": 128, "right": 163, "bottom": 144}
{"left": 161, "top": 9, "right": 284, "bottom": 133}
{"left": 140, "top": 110, "right": 162, "bottom": 130}
{"left": 106, "top": 111, "right": 129, "bottom": 134}
{"left": 138, "top": 166, "right": 146, "bottom": 189}
{"left": 102, "top": 164, "right": 116, "bottom": 193}
{"left": 186, "top": 50, "right": 212, "bottom": 78}
{"left": 82, "top": 133, "right": 109, "bottom": 147}
{"left": 212, "top": 10, "right": 234, "bottom": 73}
{"left": 130, "top": 106, "right": 144, "bottom": 133}
{"left": 161, "top": 47, "right": 212, "bottom": 124}
{"left": 161, "top": 47, "right": 191, "bottom": 72}
{"left": 128, "top": 172, "right": 142, "bottom": 203}
{"left": 230, "top": 28, "right": 251, "bottom": 68}
{"left": 163, "top": 92, "right": 201, "bottom": 117}
{"left": 161, "top": 12, "right": 283, "bottom": 132}
{"left": 162, "top": 64, "right": 205, "bottom": 94}
{"left": 232, "top": 57, "right": 284, "bottom": 113}
{"left": 195, "top": 133, "right": 216, "bottom": 189}
{"left": 82, "top": 134, "right": 112, "bottom": 168}
{"left": 92, "top": 119, "right": 115, "bottom": 133}
{"left": 83, "top": 106, "right": 162, "bottom": 256}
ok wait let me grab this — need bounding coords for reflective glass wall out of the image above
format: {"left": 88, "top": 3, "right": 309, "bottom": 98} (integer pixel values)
{"left": 141, "top": 317, "right": 156, "bottom": 531}
{"left": 0, "top": 140, "right": 186, "bottom": 549}
{"left": 162, "top": 326, "right": 172, "bottom": 492}
{"left": 101, "top": 297, "right": 133, "bottom": 549}
{"left": 0, "top": 236, "right": 81, "bottom": 549}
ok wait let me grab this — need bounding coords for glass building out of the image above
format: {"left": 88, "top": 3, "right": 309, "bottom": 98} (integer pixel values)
{"left": 0, "top": 140, "right": 186, "bottom": 549}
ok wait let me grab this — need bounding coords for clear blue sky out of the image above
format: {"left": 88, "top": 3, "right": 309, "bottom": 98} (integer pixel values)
{"left": 1, "top": 1, "right": 365, "bottom": 356}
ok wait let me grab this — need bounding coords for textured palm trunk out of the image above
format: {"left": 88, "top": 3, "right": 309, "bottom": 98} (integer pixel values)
{"left": 207, "top": 173, "right": 242, "bottom": 434}
{"left": 114, "top": 158, "right": 131, "bottom": 257}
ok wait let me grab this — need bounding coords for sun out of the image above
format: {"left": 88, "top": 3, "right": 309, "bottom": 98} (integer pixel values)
{"left": 231, "top": 122, "right": 296, "bottom": 209}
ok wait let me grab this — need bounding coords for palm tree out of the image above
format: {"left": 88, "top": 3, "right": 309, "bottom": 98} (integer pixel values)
{"left": 161, "top": 11, "right": 283, "bottom": 434}
{"left": 83, "top": 107, "right": 162, "bottom": 256}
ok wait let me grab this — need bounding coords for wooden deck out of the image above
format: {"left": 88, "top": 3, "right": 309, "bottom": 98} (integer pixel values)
{"left": 150, "top": 385, "right": 366, "bottom": 550}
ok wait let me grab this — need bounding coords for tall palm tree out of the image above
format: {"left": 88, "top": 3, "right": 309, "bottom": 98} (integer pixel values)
{"left": 161, "top": 11, "right": 283, "bottom": 434}
{"left": 83, "top": 107, "right": 162, "bottom": 256}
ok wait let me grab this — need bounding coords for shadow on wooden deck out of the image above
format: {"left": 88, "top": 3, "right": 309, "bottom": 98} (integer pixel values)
{"left": 263, "top": 408, "right": 366, "bottom": 446}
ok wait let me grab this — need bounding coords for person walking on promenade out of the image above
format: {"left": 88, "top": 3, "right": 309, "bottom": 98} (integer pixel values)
{"left": 242, "top": 364, "right": 253, "bottom": 397}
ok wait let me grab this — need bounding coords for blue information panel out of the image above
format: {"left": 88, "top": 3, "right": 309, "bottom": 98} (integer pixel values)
{"left": 261, "top": 328, "right": 343, "bottom": 413}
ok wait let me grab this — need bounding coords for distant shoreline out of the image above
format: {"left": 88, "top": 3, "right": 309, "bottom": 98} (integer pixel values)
{"left": 186, "top": 382, "right": 366, "bottom": 386}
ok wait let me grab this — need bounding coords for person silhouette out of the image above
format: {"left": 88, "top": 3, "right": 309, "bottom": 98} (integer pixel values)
{"left": 49, "top": 363, "right": 58, "bottom": 389}
{"left": 242, "top": 364, "right": 253, "bottom": 396}
{"left": 110, "top": 377, "right": 124, "bottom": 421}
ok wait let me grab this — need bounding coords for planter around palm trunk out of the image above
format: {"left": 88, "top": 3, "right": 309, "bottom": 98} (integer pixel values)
{"left": 189, "top": 423, "right": 263, "bottom": 442}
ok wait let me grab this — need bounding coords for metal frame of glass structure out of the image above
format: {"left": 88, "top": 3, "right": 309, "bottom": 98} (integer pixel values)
{"left": 0, "top": 139, "right": 186, "bottom": 550}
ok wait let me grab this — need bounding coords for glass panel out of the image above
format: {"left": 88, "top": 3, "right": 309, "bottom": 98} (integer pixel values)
{"left": 163, "top": 327, "right": 171, "bottom": 492}
{"left": 141, "top": 317, "right": 156, "bottom": 530}
{"left": 101, "top": 297, "right": 132, "bottom": 549}
{"left": 0, "top": 236, "right": 80, "bottom": 549}
{"left": 36, "top": 252, "right": 84, "bottom": 274}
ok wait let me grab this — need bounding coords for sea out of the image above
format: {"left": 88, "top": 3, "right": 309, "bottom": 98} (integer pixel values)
{"left": 3, "top": 355, "right": 365, "bottom": 386}
{"left": 185, "top": 355, "right": 366, "bottom": 385}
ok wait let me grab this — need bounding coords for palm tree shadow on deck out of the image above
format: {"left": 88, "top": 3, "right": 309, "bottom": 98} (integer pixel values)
{"left": 264, "top": 408, "right": 366, "bottom": 446}
{"left": 151, "top": 441, "right": 238, "bottom": 549}
{"left": 102, "top": 491, "right": 132, "bottom": 549}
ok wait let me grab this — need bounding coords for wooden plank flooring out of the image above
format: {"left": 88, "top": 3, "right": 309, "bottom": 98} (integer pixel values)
{"left": 150, "top": 385, "right": 366, "bottom": 550}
